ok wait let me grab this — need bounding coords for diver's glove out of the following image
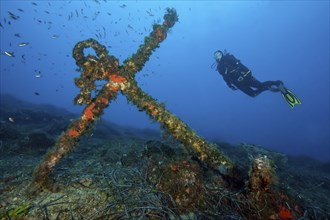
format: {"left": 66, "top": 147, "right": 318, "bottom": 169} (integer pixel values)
{"left": 229, "top": 85, "right": 237, "bottom": 91}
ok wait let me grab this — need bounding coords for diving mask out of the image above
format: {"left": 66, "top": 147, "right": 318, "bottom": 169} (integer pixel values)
{"left": 214, "top": 50, "right": 223, "bottom": 62}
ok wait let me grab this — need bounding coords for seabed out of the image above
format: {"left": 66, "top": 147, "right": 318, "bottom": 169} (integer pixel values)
{"left": 0, "top": 95, "right": 329, "bottom": 219}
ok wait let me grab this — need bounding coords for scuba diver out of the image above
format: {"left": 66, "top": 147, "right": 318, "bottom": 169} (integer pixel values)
{"left": 213, "top": 49, "right": 301, "bottom": 108}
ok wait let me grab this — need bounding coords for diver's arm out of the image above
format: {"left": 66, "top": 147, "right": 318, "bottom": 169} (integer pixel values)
{"left": 218, "top": 64, "right": 237, "bottom": 91}
{"left": 222, "top": 74, "right": 237, "bottom": 91}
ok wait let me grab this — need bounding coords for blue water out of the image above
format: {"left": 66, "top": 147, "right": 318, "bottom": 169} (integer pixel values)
{"left": 1, "top": 1, "right": 329, "bottom": 161}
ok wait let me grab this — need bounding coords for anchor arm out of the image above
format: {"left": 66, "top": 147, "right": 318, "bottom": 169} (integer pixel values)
{"left": 122, "top": 8, "right": 178, "bottom": 77}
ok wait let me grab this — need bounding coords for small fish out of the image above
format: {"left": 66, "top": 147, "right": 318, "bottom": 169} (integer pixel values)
{"left": 68, "top": 12, "right": 73, "bottom": 20}
{"left": 8, "top": 117, "right": 14, "bottom": 123}
{"left": 35, "top": 70, "right": 42, "bottom": 78}
{"left": 4, "top": 51, "right": 15, "bottom": 57}
{"left": 127, "top": 24, "right": 133, "bottom": 29}
{"left": 8, "top": 11, "right": 19, "bottom": 20}
{"left": 18, "top": 8, "right": 24, "bottom": 12}
{"left": 120, "top": 4, "right": 126, "bottom": 8}
{"left": 51, "top": 35, "right": 59, "bottom": 39}
{"left": 18, "top": 42, "right": 29, "bottom": 47}
{"left": 146, "top": 9, "right": 154, "bottom": 16}
{"left": 32, "top": 2, "right": 38, "bottom": 6}
{"left": 14, "top": 33, "right": 21, "bottom": 38}
{"left": 34, "top": 92, "right": 40, "bottom": 95}
{"left": 0, "top": 22, "right": 3, "bottom": 28}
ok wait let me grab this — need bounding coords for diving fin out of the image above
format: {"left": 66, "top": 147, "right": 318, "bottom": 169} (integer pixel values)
{"left": 278, "top": 84, "right": 302, "bottom": 108}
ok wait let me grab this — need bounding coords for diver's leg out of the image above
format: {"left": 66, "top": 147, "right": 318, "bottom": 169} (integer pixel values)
{"left": 250, "top": 78, "right": 282, "bottom": 94}
{"left": 235, "top": 84, "right": 259, "bottom": 97}
{"left": 261, "top": 80, "right": 283, "bottom": 92}
{"left": 260, "top": 80, "right": 282, "bottom": 87}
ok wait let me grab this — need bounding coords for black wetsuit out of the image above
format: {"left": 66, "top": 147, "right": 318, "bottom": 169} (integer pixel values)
{"left": 217, "top": 53, "right": 281, "bottom": 97}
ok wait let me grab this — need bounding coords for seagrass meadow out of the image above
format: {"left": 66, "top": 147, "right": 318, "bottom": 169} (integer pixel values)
{"left": 0, "top": 94, "right": 329, "bottom": 219}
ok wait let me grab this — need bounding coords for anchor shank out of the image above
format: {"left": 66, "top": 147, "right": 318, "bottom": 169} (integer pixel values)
{"left": 122, "top": 80, "right": 233, "bottom": 173}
